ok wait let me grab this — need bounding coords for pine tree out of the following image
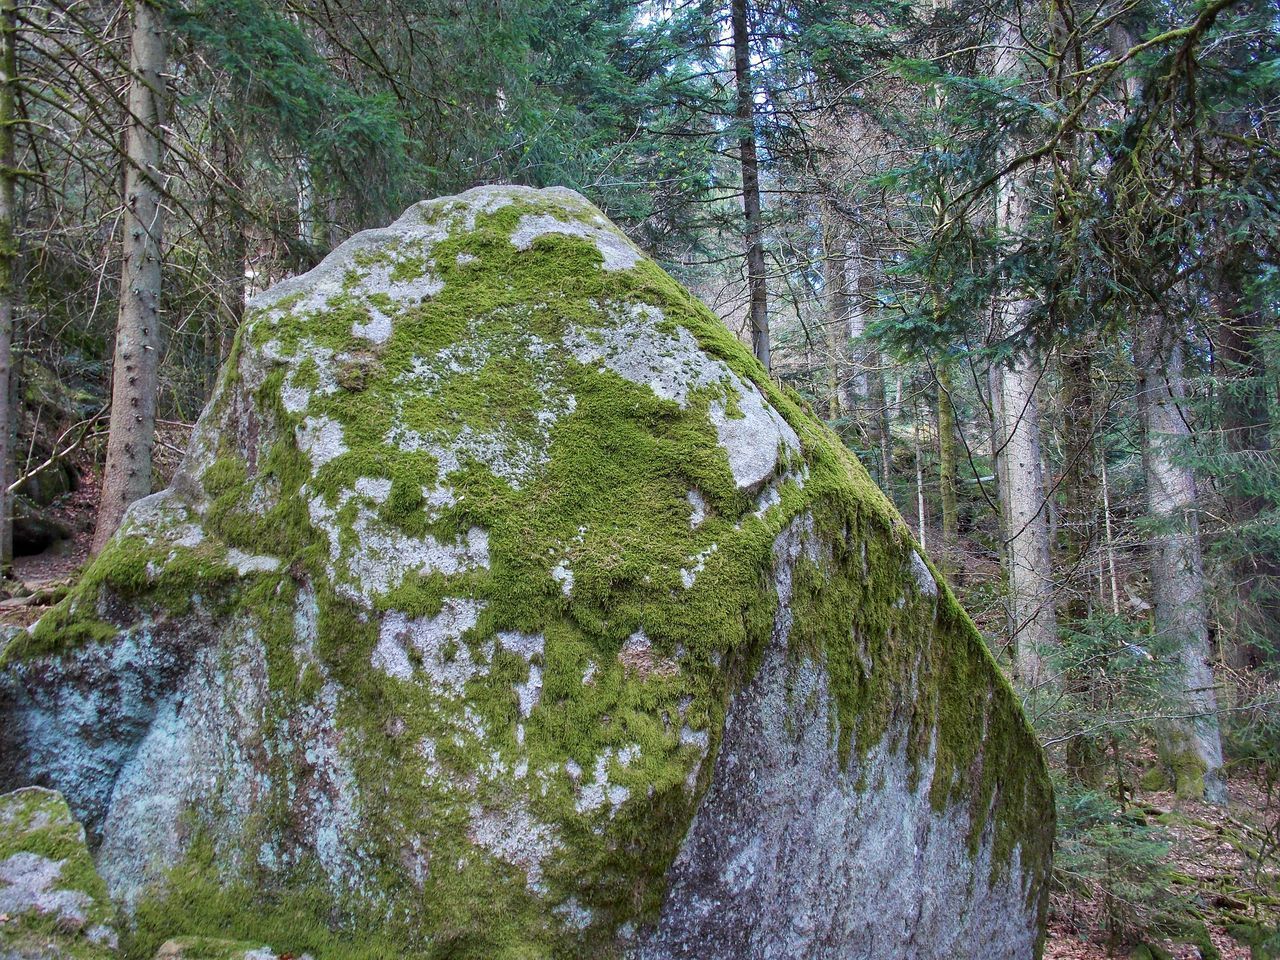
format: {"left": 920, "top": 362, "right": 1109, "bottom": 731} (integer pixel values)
{"left": 93, "top": 0, "right": 168, "bottom": 552}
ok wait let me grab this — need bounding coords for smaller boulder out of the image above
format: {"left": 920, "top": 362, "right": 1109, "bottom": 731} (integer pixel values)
{"left": 0, "top": 786, "right": 117, "bottom": 958}
{"left": 153, "top": 938, "right": 307, "bottom": 960}
{"left": 12, "top": 497, "right": 71, "bottom": 558}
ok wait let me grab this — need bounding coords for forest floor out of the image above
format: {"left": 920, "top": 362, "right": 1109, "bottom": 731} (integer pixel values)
{"left": 3, "top": 471, "right": 1278, "bottom": 958}
{"left": 1046, "top": 768, "right": 1279, "bottom": 960}
{"left": 1, "top": 459, "right": 96, "bottom": 625}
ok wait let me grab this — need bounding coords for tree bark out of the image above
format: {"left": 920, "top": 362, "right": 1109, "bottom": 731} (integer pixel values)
{"left": 0, "top": 0, "right": 18, "bottom": 573}
{"left": 731, "top": 0, "right": 768, "bottom": 372}
{"left": 1141, "top": 338, "right": 1227, "bottom": 803}
{"left": 997, "top": 357, "right": 1057, "bottom": 688}
{"left": 1059, "top": 344, "right": 1099, "bottom": 622}
{"left": 868, "top": 352, "right": 891, "bottom": 495}
{"left": 990, "top": 22, "right": 1058, "bottom": 689}
{"left": 93, "top": 0, "right": 167, "bottom": 553}
{"left": 914, "top": 392, "right": 927, "bottom": 549}
{"left": 206, "top": 110, "right": 245, "bottom": 396}
{"left": 852, "top": 231, "right": 890, "bottom": 493}
{"left": 823, "top": 216, "right": 847, "bottom": 421}
{"left": 936, "top": 361, "right": 959, "bottom": 579}
{"left": 843, "top": 232, "right": 869, "bottom": 411}
{"left": 1060, "top": 343, "right": 1108, "bottom": 783}
{"left": 1214, "top": 244, "right": 1279, "bottom": 668}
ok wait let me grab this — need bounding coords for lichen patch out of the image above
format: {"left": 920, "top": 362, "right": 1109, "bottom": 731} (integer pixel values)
{"left": 510, "top": 213, "right": 641, "bottom": 271}
{"left": 372, "top": 600, "right": 486, "bottom": 686}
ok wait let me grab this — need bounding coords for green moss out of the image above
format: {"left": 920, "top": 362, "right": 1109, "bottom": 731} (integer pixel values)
{"left": 16, "top": 190, "right": 1051, "bottom": 957}
{"left": 126, "top": 835, "right": 414, "bottom": 960}
{"left": 5, "top": 522, "right": 242, "bottom": 663}
{"left": 201, "top": 458, "right": 247, "bottom": 500}
{"left": 1167, "top": 750, "right": 1210, "bottom": 799}
{"left": 1140, "top": 766, "right": 1170, "bottom": 791}
{"left": 0, "top": 788, "right": 116, "bottom": 959}
{"left": 152, "top": 936, "right": 275, "bottom": 960}
{"left": 8, "top": 612, "right": 118, "bottom": 663}
{"left": 1225, "top": 919, "right": 1280, "bottom": 959}
{"left": 0, "top": 789, "right": 110, "bottom": 907}
{"left": 335, "top": 353, "right": 381, "bottom": 392}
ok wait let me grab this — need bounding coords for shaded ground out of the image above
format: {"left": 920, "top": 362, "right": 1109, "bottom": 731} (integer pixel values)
{"left": 1, "top": 458, "right": 96, "bottom": 626}
{"left": 1046, "top": 769, "right": 1279, "bottom": 960}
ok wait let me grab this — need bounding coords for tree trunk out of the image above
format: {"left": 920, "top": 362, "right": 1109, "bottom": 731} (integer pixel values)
{"left": 997, "top": 357, "right": 1058, "bottom": 688}
{"left": 868, "top": 351, "right": 891, "bottom": 495}
{"left": 0, "top": 0, "right": 17, "bottom": 573}
{"left": 914, "top": 395, "right": 927, "bottom": 549}
{"left": 1141, "top": 338, "right": 1227, "bottom": 803}
{"left": 936, "top": 361, "right": 959, "bottom": 579}
{"left": 989, "top": 362, "right": 1010, "bottom": 541}
{"left": 93, "top": 0, "right": 167, "bottom": 553}
{"left": 850, "top": 230, "right": 889, "bottom": 492}
{"left": 731, "top": 0, "right": 768, "bottom": 372}
{"left": 990, "top": 23, "right": 1058, "bottom": 689}
{"left": 823, "top": 217, "right": 847, "bottom": 421}
{"left": 844, "top": 232, "right": 869, "bottom": 412}
{"left": 206, "top": 111, "right": 246, "bottom": 396}
{"left": 1100, "top": 450, "right": 1120, "bottom": 616}
{"left": 1060, "top": 343, "right": 1108, "bottom": 783}
{"left": 1059, "top": 344, "right": 1099, "bottom": 622}
{"left": 1214, "top": 245, "right": 1279, "bottom": 669}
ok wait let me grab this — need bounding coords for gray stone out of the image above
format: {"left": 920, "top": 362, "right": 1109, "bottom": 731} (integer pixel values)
{"left": 634, "top": 520, "right": 1036, "bottom": 959}
{"left": 0, "top": 787, "right": 117, "bottom": 958}
{"left": 153, "top": 939, "right": 307, "bottom": 960}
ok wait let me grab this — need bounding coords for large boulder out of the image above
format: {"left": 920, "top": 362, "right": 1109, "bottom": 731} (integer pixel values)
{"left": 0, "top": 186, "right": 1052, "bottom": 958}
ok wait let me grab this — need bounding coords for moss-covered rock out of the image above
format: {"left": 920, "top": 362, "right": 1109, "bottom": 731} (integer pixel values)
{"left": 0, "top": 185, "right": 1052, "bottom": 959}
{"left": 152, "top": 937, "right": 297, "bottom": 960}
{"left": 0, "top": 787, "right": 118, "bottom": 958}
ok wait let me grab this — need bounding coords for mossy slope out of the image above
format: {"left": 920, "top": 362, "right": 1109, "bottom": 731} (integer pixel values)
{"left": 1, "top": 185, "right": 1052, "bottom": 959}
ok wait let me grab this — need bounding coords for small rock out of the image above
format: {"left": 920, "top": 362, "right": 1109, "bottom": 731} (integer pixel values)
{"left": 0, "top": 786, "right": 117, "bottom": 957}
{"left": 154, "top": 938, "right": 284, "bottom": 959}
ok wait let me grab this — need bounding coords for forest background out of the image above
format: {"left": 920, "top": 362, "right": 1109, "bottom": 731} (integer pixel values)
{"left": 2, "top": 0, "right": 1278, "bottom": 955}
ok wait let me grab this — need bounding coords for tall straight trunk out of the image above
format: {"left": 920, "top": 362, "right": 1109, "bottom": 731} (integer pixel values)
{"left": 825, "top": 327, "right": 840, "bottom": 420}
{"left": 844, "top": 232, "right": 868, "bottom": 410}
{"left": 1060, "top": 343, "right": 1106, "bottom": 783}
{"left": 936, "top": 361, "right": 959, "bottom": 580}
{"left": 1100, "top": 451, "right": 1120, "bottom": 616}
{"left": 823, "top": 217, "right": 847, "bottom": 420}
{"left": 93, "top": 0, "right": 167, "bottom": 553}
{"left": 1141, "top": 339, "right": 1227, "bottom": 802}
{"left": 1214, "top": 245, "right": 1279, "bottom": 668}
{"left": 868, "top": 353, "right": 891, "bottom": 495}
{"left": 914, "top": 393, "right": 927, "bottom": 548}
{"left": 991, "top": 23, "right": 1058, "bottom": 687}
{"left": 297, "top": 157, "right": 332, "bottom": 253}
{"left": 852, "top": 231, "right": 887, "bottom": 489}
{"left": 1059, "top": 344, "right": 1099, "bottom": 622}
{"left": 988, "top": 363, "right": 1008, "bottom": 535}
{"left": 997, "top": 357, "right": 1057, "bottom": 687}
{"left": 731, "top": 0, "right": 768, "bottom": 372}
{"left": 0, "top": 0, "right": 16, "bottom": 572}
{"left": 989, "top": 364, "right": 1011, "bottom": 618}
{"left": 206, "top": 112, "right": 246, "bottom": 395}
